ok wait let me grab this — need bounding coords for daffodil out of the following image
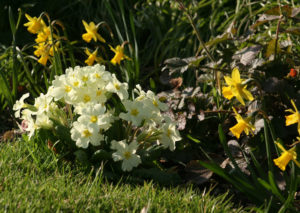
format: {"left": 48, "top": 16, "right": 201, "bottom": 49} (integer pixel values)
{"left": 230, "top": 107, "right": 255, "bottom": 139}
{"left": 285, "top": 100, "right": 300, "bottom": 135}
{"left": 273, "top": 142, "right": 300, "bottom": 171}
{"left": 222, "top": 68, "right": 254, "bottom": 106}
{"left": 34, "top": 43, "right": 50, "bottom": 65}
{"left": 84, "top": 48, "right": 103, "bottom": 66}
{"left": 82, "top": 20, "right": 105, "bottom": 43}
{"left": 109, "top": 45, "right": 131, "bottom": 65}
{"left": 24, "top": 14, "right": 45, "bottom": 34}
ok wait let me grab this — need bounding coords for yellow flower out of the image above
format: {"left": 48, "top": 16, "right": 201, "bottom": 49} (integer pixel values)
{"left": 222, "top": 68, "right": 254, "bottom": 106}
{"left": 229, "top": 107, "right": 255, "bottom": 139}
{"left": 109, "top": 45, "right": 131, "bottom": 65}
{"left": 84, "top": 48, "right": 103, "bottom": 66}
{"left": 34, "top": 43, "right": 50, "bottom": 66}
{"left": 285, "top": 100, "right": 300, "bottom": 135}
{"left": 82, "top": 20, "right": 105, "bottom": 43}
{"left": 35, "top": 26, "right": 52, "bottom": 43}
{"left": 273, "top": 142, "right": 300, "bottom": 171}
{"left": 24, "top": 14, "right": 45, "bottom": 34}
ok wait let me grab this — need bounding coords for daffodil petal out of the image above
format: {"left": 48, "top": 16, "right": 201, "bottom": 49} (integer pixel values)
{"left": 222, "top": 86, "right": 234, "bottom": 100}
{"left": 285, "top": 113, "right": 299, "bottom": 126}
{"left": 232, "top": 68, "right": 241, "bottom": 83}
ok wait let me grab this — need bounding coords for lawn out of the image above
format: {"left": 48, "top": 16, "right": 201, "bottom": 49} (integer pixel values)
{"left": 0, "top": 140, "right": 247, "bottom": 212}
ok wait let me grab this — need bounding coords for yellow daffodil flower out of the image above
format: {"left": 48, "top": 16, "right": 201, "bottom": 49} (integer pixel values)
{"left": 229, "top": 107, "right": 255, "bottom": 139}
{"left": 109, "top": 45, "right": 131, "bottom": 65}
{"left": 285, "top": 100, "right": 300, "bottom": 135}
{"left": 34, "top": 43, "right": 59, "bottom": 66}
{"left": 35, "top": 26, "right": 51, "bottom": 43}
{"left": 84, "top": 48, "right": 103, "bottom": 66}
{"left": 273, "top": 142, "right": 300, "bottom": 171}
{"left": 82, "top": 20, "right": 105, "bottom": 43}
{"left": 34, "top": 44, "right": 49, "bottom": 65}
{"left": 24, "top": 14, "right": 45, "bottom": 34}
{"left": 222, "top": 68, "right": 254, "bottom": 106}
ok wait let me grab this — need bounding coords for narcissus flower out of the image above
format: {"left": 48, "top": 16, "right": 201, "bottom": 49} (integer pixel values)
{"left": 273, "top": 142, "right": 300, "bottom": 171}
{"left": 230, "top": 107, "right": 255, "bottom": 139}
{"left": 24, "top": 14, "right": 45, "bottom": 34}
{"left": 222, "top": 68, "right": 254, "bottom": 106}
{"left": 109, "top": 45, "right": 131, "bottom": 65}
{"left": 84, "top": 48, "right": 103, "bottom": 66}
{"left": 82, "top": 20, "right": 105, "bottom": 43}
{"left": 285, "top": 100, "right": 300, "bottom": 135}
{"left": 111, "top": 140, "right": 141, "bottom": 172}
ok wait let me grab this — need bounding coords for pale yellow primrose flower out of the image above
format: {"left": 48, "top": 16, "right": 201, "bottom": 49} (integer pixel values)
{"left": 285, "top": 100, "right": 300, "bottom": 135}
{"left": 71, "top": 121, "right": 103, "bottom": 148}
{"left": 24, "top": 14, "right": 45, "bottom": 34}
{"left": 77, "top": 103, "right": 112, "bottom": 131}
{"left": 273, "top": 142, "right": 300, "bottom": 171}
{"left": 13, "top": 93, "right": 30, "bottom": 118}
{"left": 119, "top": 100, "right": 148, "bottom": 127}
{"left": 222, "top": 68, "right": 254, "bottom": 106}
{"left": 111, "top": 140, "right": 141, "bottom": 172}
{"left": 229, "top": 107, "right": 255, "bottom": 139}
{"left": 160, "top": 120, "right": 181, "bottom": 151}
{"left": 106, "top": 74, "right": 129, "bottom": 100}
{"left": 109, "top": 45, "right": 131, "bottom": 65}
{"left": 84, "top": 48, "right": 102, "bottom": 66}
{"left": 82, "top": 20, "right": 105, "bottom": 43}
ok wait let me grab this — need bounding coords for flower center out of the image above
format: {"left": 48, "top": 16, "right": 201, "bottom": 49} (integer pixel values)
{"left": 167, "top": 128, "right": 172, "bottom": 137}
{"left": 83, "top": 129, "right": 92, "bottom": 138}
{"left": 90, "top": 115, "right": 98, "bottom": 123}
{"left": 82, "top": 76, "right": 89, "bottom": 82}
{"left": 130, "top": 109, "right": 139, "bottom": 116}
{"left": 124, "top": 151, "right": 131, "bottom": 160}
{"left": 73, "top": 81, "right": 79, "bottom": 87}
{"left": 94, "top": 73, "right": 101, "bottom": 79}
{"left": 65, "top": 85, "right": 71, "bottom": 93}
{"left": 114, "top": 83, "right": 120, "bottom": 90}
{"left": 96, "top": 90, "right": 102, "bottom": 96}
{"left": 83, "top": 95, "right": 91, "bottom": 103}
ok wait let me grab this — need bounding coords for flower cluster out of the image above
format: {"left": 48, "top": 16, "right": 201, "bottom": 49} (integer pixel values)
{"left": 24, "top": 14, "right": 59, "bottom": 65}
{"left": 222, "top": 68, "right": 300, "bottom": 171}
{"left": 81, "top": 20, "right": 130, "bottom": 66}
{"left": 14, "top": 64, "right": 181, "bottom": 172}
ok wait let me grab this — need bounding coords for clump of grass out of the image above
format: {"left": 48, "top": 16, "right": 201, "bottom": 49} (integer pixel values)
{"left": 0, "top": 140, "right": 248, "bottom": 212}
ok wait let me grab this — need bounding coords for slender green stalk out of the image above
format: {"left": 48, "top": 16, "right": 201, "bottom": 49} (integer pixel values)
{"left": 264, "top": 119, "right": 274, "bottom": 172}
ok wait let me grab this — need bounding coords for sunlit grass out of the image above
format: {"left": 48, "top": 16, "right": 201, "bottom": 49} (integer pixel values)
{"left": 0, "top": 140, "right": 248, "bottom": 212}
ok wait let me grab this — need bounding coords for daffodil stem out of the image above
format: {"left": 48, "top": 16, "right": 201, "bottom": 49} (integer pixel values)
{"left": 264, "top": 119, "right": 274, "bottom": 173}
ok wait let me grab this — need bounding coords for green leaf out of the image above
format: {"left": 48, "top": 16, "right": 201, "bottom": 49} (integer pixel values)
{"left": 265, "top": 39, "right": 281, "bottom": 58}
{"left": 268, "top": 171, "right": 285, "bottom": 202}
{"left": 8, "top": 6, "right": 16, "bottom": 35}
{"left": 0, "top": 67, "right": 13, "bottom": 108}
{"left": 149, "top": 77, "right": 156, "bottom": 90}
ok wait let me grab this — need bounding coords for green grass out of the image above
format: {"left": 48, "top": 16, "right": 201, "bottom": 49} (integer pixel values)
{"left": 0, "top": 140, "right": 249, "bottom": 212}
